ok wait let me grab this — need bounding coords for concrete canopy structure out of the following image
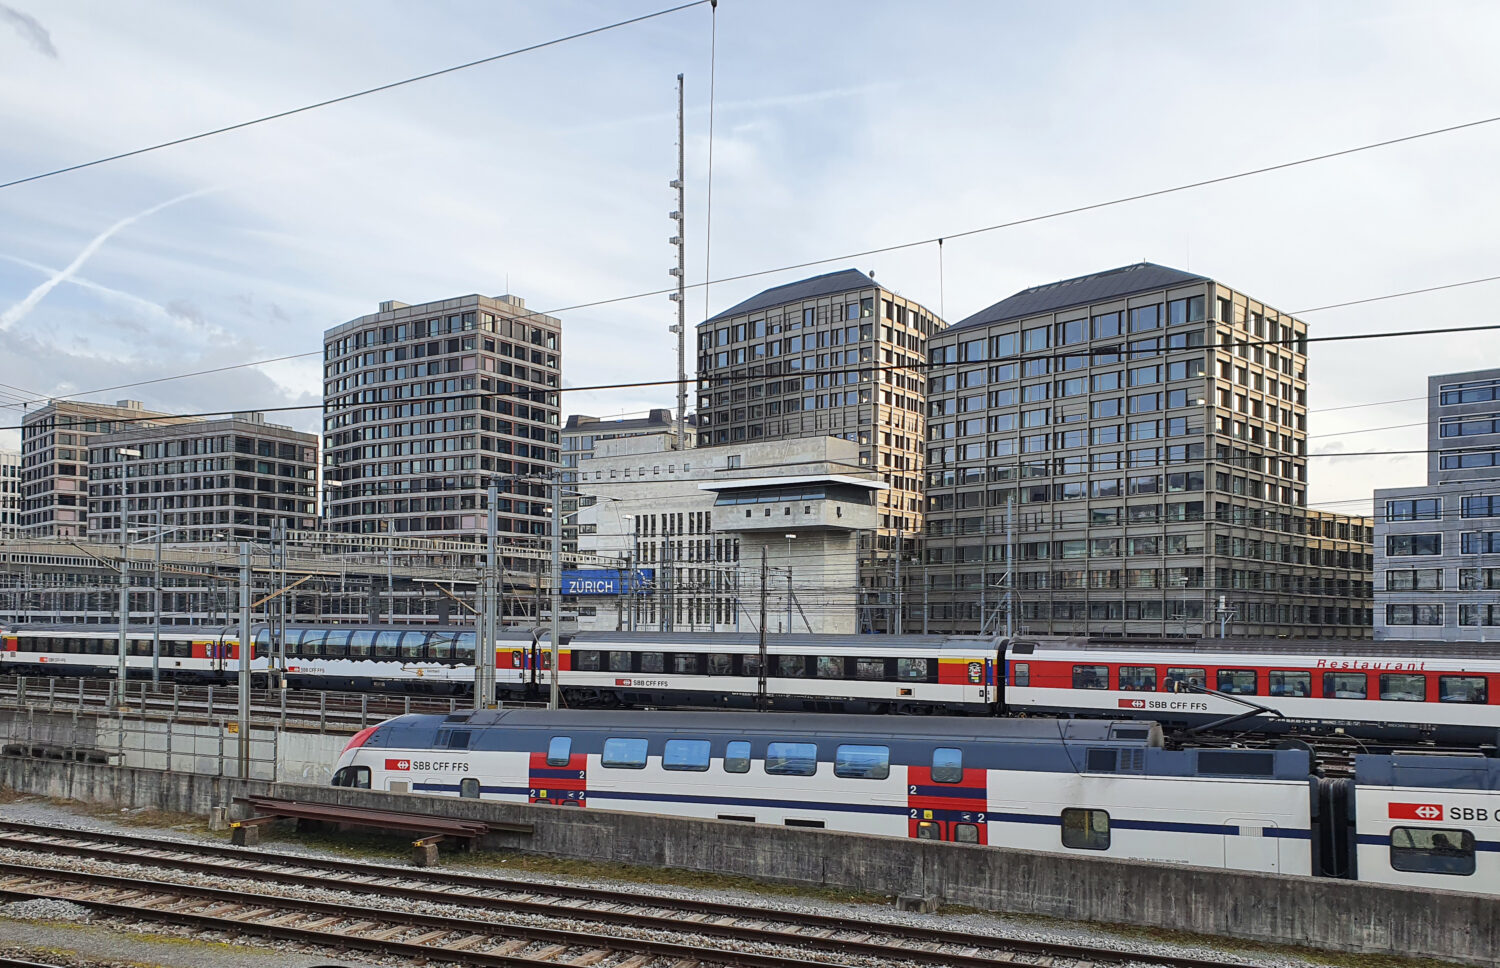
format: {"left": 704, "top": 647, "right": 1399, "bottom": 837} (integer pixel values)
{"left": 574, "top": 435, "right": 880, "bottom": 634}
{"left": 922, "top": 263, "right": 1372, "bottom": 638}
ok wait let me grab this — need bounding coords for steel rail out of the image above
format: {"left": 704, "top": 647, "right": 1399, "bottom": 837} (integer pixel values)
{"left": 0, "top": 861, "right": 854, "bottom": 968}
{"left": 0, "top": 820, "right": 1272, "bottom": 968}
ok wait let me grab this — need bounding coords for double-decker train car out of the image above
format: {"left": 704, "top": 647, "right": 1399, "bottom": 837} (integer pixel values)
{"left": 1343, "top": 753, "right": 1500, "bottom": 890}
{"left": 332, "top": 709, "right": 1320, "bottom": 875}
{"left": 331, "top": 709, "right": 1500, "bottom": 893}
{"left": 1004, "top": 638, "right": 1500, "bottom": 746}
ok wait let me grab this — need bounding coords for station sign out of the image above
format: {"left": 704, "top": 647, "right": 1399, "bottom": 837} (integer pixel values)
{"left": 561, "top": 569, "right": 655, "bottom": 596}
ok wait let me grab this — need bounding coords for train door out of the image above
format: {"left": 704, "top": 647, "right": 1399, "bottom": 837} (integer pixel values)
{"left": 1224, "top": 819, "right": 1280, "bottom": 872}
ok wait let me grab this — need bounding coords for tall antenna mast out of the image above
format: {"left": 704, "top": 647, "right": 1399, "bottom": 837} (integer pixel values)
{"left": 669, "top": 73, "right": 688, "bottom": 449}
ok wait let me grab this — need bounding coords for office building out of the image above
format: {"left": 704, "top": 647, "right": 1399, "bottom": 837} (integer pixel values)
{"left": 695, "top": 269, "right": 943, "bottom": 630}
{"left": 86, "top": 412, "right": 318, "bottom": 545}
{"left": 574, "top": 434, "right": 880, "bottom": 634}
{"left": 561, "top": 409, "right": 694, "bottom": 553}
{"left": 322, "top": 294, "right": 561, "bottom": 545}
{"left": 1375, "top": 367, "right": 1500, "bottom": 640}
{"left": 922, "top": 262, "right": 1373, "bottom": 638}
{"left": 0, "top": 449, "right": 19, "bottom": 537}
{"left": 19, "top": 399, "right": 179, "bottom": 539}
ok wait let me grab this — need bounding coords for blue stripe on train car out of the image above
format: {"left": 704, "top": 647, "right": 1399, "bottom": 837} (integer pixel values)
{"left": 1358, "top": 833, "right": 1500, "bottom": 851}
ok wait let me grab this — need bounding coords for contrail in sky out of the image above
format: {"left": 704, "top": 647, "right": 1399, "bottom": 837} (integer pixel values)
{"left": 0, "top": 187, "right": 217, "bottom": 331}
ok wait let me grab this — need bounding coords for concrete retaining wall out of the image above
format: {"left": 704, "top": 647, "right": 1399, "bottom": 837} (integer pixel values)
{"left": 1, "top": 755, "right": 1494, "bottom": 966}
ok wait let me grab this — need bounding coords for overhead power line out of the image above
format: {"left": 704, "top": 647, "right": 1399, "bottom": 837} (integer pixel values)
{"left": 5, "top": 320, "right": 1500, "bottom": 433}
{"left": 0, "top": 0, "right": 712, "bottom": 192}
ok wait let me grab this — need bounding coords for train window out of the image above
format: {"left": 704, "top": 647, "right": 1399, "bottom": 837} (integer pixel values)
{"left": 1061, "top": 809, "right": 1111, "bottom": 850}
{"left": 663, "top": 739, "right": 711, "bottom": 771}
{"left": 932, "top": 748, "right": 963, "bottom": 783}
{"left": 374, "top": 631, "right": 402, "bottom": 659}
{"left": 954, "top": 823, "right": 980, "bottom": 844}
{"left": 1268, "top": 670, "right": 1311, "bottom": 697}
{"left": 742, "top": 653, "right": 762, "bottom": 676}
{"left": 428, "top": 632, "right": 455, "bottom": 662}
{"left": 299, "top": 629, "right": 326, "bottom": 657}
{"left": 86, "top": 638, "right": 105, "bottom": 655}
{"left": 171, "top": 641, "right": 191, "bottom": 658}
{"left": 723, "top": 741, "right": 751, "bottom": 773}
{"left": 445, "top": 730, "right": 471, "bottom": 750}
{"left": 575, "top": 651, "right": 601, "bottom": 672}
{"left": 331, "top": 766, "right": 370, "bottom": 789}
{"left": 671, "top": 653, "right": 702, "bottom": 674}
{"left": 834, "top": 745, "right": 890, "bottom": 779}
{"left": 546, "top": 736, "right": 572, "bottom": 766}
{"left": 538, "top": 650, "right": 552, "bottom": 670}
{"left": 1166, "top": 667, "right": 1206, "bottom": 691}
{"left": 777, "top": 655, "right": 808, "bottom": 678}
{"left": 855, "top": 658, "right": 887, "bottom": 680}
{"left": 399, "top": 633, "right": 426, "bottom": 661}
{"left": 1390, "top": 827, "right": 1476, "bottom": 876}
{"left": 1013, "top": 663, "right": 1029, "bottom": 687}
{"left": 1217, "top": 669, "right": 1257, "bottom": 695}
{"left": 459, "top": 778, "right": 480, "bottom": 799}
{"left": 609, "top": 651, "right": 632, "bottom": 672}
{"left": 255, "top": 629, "right": 272, "bottom": 652}
{"left": 765, "top": 742, "right": 818, "bottom": 776}
{"left": 130, "top": 640, "right": 151, "bottom": 657}
{"left": 283, "top": 629, "right": 303, "bottom": 654}
{"left": 897, "top": 657, "right": 928, "bottom": 681}
{"left": 640, "top": 652, "right": 664, "bottom": 673}
{"left": 916, "top": 821, "right": 941, "bottom": 840}
{"left": 1323, "top": 672, "right": 1367, "bottom": 699}
{"left": 1072, "top": 665, "right": 1108, "bottom": 689}
{"left": 816, "top": 656, "right": 844, "bottom": 679}
{"left": 348, "top": 631, "right": 374, "bottom": 658}
{"left": 454, "top": 633, "right": 476, "bottom": 664}
{"left": 1119, "top": 666, "right": 1156, "bottom": 691}
{"left": 602, "top": 737, "right": 649, "bottom": 769}
{"left": 326, "top": 630, "right": 351, "bottom": 657}
{"left": 707, "top": 653, "right": 733, "bottom": 675}
{"left": 511, "top": 650, "right": 525, "bottom": 669}
{"left": 1380, "top": 673, "right": 1426, "bottom": 702}
{"left": 1439, "top": 676, "right": 1488, "bottom": 703}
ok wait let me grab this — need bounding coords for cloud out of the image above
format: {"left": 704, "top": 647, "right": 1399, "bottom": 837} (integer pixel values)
{"left": 0, "top": 3, "right": 55, "bottom": 58}
{"left": 0, "top": 187, "right": 218, "bottom": 331}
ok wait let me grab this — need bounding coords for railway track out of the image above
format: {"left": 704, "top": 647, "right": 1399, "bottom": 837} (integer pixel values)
{"left": 0, "top": 819, "right": 1268, "bottom": 968}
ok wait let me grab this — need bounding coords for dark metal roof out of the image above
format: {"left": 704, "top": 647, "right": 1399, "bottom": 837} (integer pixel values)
{"left": 946, "top": 262, "right": 1208, "bottom": 334}
{"left": 702, "top": 269, "right": 877, "bottom": 325}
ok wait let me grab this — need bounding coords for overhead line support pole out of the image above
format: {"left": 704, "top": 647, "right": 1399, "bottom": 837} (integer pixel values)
{"left": 237, "top": 542, "right": 251, "bottom": 778}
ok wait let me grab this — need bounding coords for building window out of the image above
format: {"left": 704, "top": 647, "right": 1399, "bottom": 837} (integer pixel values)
{"left": 1385, "top": 568, "right": 1441, "bottom": 591}
{"left": 1461, "top": 531, "right": 1500, "bottom": 554}
{"left": 1385, "top": 603, "right": 1443, "bottom": 626}
{"left": 1386, "top": 534, "right": 1441, "bottom": 556}
{"left": 1387, "top": 498, "right": 1441, "bottom": 521}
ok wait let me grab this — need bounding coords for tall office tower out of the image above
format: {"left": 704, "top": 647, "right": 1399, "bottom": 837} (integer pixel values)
{"left": 87, "top": 412, "right": 318, "bottom": 545}
{"left": 695, "top": 269, "right": 944, "bottom": 630}
{"left": 0, "top": 448, "right": 19, "bottom": 537}
{"left": 322, "top": 295, "right": 561, "bottom": 543}
{"left": 1375, "top": 367, "right": 1500, "bottom": 641}
{"left": 19, "top": 399, "right": 178, "bottom": 539}
{"left": 560, "top": 409, "right": 693, "bottom": 553}
{"left": 923, "top": 263, "right": 1373, "bottom": 639}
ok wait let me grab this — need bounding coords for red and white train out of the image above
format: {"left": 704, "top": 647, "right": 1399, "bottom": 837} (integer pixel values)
{"left": 331, "top": 709, "right": 1500, "bottom": 893}
{"left": 4, "top": 625, "right": 1497, "bottom": 747}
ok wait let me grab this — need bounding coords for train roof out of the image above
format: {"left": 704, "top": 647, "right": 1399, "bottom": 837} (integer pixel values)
{"left": 1012, "top": 635, "right": 1500, "bottom": 661}
{"left": 384, "top": 708, "right": 1160, "bottom": 744}
{"left": 569, "top": 631, "right": 999, "bottom": 650}
{"left": 1356, "top": 753, "right": 1500, "bottom": 791}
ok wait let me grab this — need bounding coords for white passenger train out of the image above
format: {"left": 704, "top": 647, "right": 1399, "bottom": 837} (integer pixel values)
{"left": 330, "top": 709, "right": 1498, "bottom": 891}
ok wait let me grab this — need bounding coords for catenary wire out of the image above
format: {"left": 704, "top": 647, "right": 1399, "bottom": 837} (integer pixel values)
{"left": 0, "top": 1, "right": 713, "bottom": 193}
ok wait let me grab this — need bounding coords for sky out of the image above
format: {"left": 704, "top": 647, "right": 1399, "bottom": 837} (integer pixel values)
{"left": 1, "top": 0, "right": 1499, "bottom": 520}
